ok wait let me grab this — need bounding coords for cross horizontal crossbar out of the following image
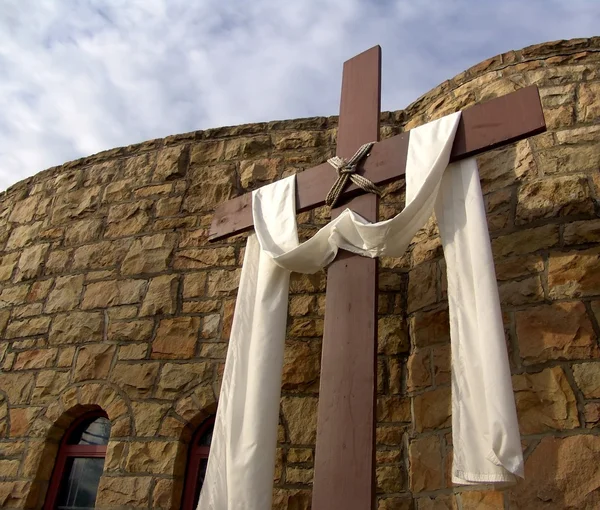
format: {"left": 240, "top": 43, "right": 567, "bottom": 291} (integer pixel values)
{"left": 208, "top": 85, "right": 545, "bottom": 242}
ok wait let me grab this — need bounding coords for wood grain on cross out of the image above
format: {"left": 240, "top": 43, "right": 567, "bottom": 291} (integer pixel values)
{"left": 209, "top": 46, "right": 546, "bottom": 510}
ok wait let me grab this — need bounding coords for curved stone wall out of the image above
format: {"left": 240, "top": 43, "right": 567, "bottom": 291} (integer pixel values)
{"left": 0, "top": 37, "right": 599, "bottom": 509}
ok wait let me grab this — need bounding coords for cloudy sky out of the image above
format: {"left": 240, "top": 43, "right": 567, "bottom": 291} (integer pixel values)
{"left": 1, "top": 1, "right": 598, "bottom": 191}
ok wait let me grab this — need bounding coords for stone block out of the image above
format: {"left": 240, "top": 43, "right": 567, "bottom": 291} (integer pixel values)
{"left": 577, "top": 81, "right": 600, "bottom": 122}
{"left": 151, "top": 317, "right": 200, "bottom": 359}
{"left": 140, "top": 274, "right": 178, "bottom": 316}
{"left": 409, "top": 435, "right": 442, "bottom": 492}
{"left": 45, "top": 275, "right": 84, "bottom": 312}
{"left": 378, "top": 316, "right": 409, "bottom": 355}
{"left": 411, "top": 307, "right": 450, "bottom": 348}
{"left": 73, "top": 344, "right": 116, "bottom": 382}
{"left": 105, "top": 201, "right": 152, "bottom": 238}
{"left": 508, "top": 435, "right": 600, "bottom": 509}
{"left": 516, "top": 175, "right": 594, "bottom": 225}
{"left": 13, "top": 348, "right": 57, "bottom": 370}
{"left": 516, "top": 301, "right": 599, "bottom": 364}
{"left": 407, "top": 349, "right": 432, "bottom": 391}
{"left": 52, "top": 186, "right": 101, "bottom": 223}
{"left": 64, "top": 218, "right": 103, "bottom": 245}
{"left": 72, "top": 239, "right": 131, "bottom": 270}
{"left": 512, "top": 366, "right": 579, "bottom": 434}
{"left": 564, "top": 219, "right": 600, "bottom": 245}
{"left": 15, "top": 243, "right": 49, "bottom": 281}
{"left": 4, "top": 316, "right": 51, "bottom": 339}
{"left": 548, "top": 247, "right": 600, "bottom": 298}
{"left": 108, "top": 319, "right": 154, "bottom": 342}
{"left": 9, "top": 195, "right": 40, "bottom": 224}
{"left": 572, "top": 362, "right": 600, "bottom": 398}
{"left": 121, "top": 233, "right": 176, "bottom": 275}
{"left": 408, "top": 262, "right": 437, "bottom": 312}
{"left": 81, "top": 279, "right": 147, "bottom": 309}
{"left": 155, "top": 362, "right": 212, "bottom": 399}
{"left": 281, "top": 396, "right": 318, "bottom": 445}
{"left": 377, "top": 396, "right": 410, "bottom": 423}
{"left": 413, "top": 387, "right": 451, "bottom": 432}
{"left": 111, "top": 362, "right": 159, "bottom": 398}
{"left": 492, "top": 224, "right": 559, "bottom": 258}
{"left": 97, "top": 476, "right": 151, "bottom": 508}
{"left": 174, "top": 246, "right": 236, "bottom": 270}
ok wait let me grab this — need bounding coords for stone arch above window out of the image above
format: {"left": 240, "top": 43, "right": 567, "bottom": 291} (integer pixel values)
{"left": 181, "top": 416, "right": 215, "bottom": 510}
{"left": 44, "top": 410, "right": 111, "bottom": 510}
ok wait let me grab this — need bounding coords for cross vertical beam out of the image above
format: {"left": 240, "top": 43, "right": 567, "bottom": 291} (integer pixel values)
{"left": 311, "top": 46, "right": 381, "bottom": 510}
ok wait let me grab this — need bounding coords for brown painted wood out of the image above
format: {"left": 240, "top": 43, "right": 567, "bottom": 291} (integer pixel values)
{"left": 311, "top": 45, "right": 380, "bottom": 510}
{"left": 208, "top": 85, "right": 545, "bottom": 241}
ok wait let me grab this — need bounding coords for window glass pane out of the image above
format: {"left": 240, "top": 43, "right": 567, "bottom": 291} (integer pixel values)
{"left": 56, "top": 457, "right": 104, "bottom": 510}
{"left": 67, "top": 417, "right": 111, "bottom": 446}
{"left": 193, "top": 458, "right": 209, "bottom": 509}
{"left": 199, "top": 426, "right": 213, "bottom": 447}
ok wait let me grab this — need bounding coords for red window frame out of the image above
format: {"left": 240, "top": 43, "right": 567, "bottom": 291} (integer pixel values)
{"left": 43, "top": 409, "right": 109, "bottom": 510}
{"left": 181, "top": 416, "right": 215, "bottom": 510}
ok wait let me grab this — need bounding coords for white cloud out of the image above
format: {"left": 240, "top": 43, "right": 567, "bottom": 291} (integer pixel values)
{"left": 0, "top": 0, "right": 598, "bottom": 191}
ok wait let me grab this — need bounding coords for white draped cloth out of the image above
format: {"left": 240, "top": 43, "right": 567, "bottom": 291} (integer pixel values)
{"left": 198, "top": 112, "right": 523, "bottom": 510}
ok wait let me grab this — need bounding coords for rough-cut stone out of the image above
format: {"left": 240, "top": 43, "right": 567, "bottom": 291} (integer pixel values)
{"left": 73, "top": 344, "right": 116, "bottom": 381}
{"left": 516, "top": 175, "right": 594, "bottom": 224}
{"left": 105, "top": 200, "right": 152, "bottom": 238}
{"left": 378, "top": 497, "right": 413, "bottom": 510}
{"left": 97, "top": 476, "right": 151, "bottom": 507}
{"left": 508, "top": 435, "right": 600, "bottom": 509}
{"left": 82, "top": 279, "right": 147, "bottom": 309}
{"left": 512, "top": 366, "right": 579, "bottom": 434}
{"left": 6, "top": 221, "right": 43, "bottom": 250}
{"left": 407, "top": 349, "right": 432, "bottom": 391}
{"left": 31, "top": 370, "right": 69, "bottom": 403}
{"left": 548, "top": 248, "right": 600, "bottom": 298}
{"left": 140, "top": 274, "right": 178, "bottom": 316}
{"left": 121, "top": 233, "right": 176, "bottom": 275}
{"left": 409, "top": 435, "right": 442, "bottom": 492}
{"left": 49, "top": 311, "right": 103, "bottom": 344}
{"left": 72, "top": 239, "right": 131, "bottom": 270}
{"left": 563, "top": 219, "right": 600, "bottom": 245}
{"left": 377, "top": 396, "right": 410, "bottom": 423}
{"left": 207, "top": 269, "right": 241, "bottom": 296}
{"left": 174, "top": 247, "right": 236, "bottom": 270}
{"left": 155, "top": 362, "right": 212, "bottom": 399}
{"left": 52, "top": 186, "right": 101, "bottom": 223}
{"left": 13, "top": 348, "right": 57, "bottom": 370}
{"left": 272, "top": 489, "right": 311, "bottom": 510}
{"left": 287, "top": 318, "right": 324, "bottom": 338}
{"left": 240, "top": 158, "right": 279, "bottom": 189}
{"left": 578, "top": 81, "right": 600, "bottom": 122}
{"left": 413, "top": 387, "right": 451, "bottom": 432}
{"left": 375, "top": 465, "right": 405, "bottom": 493}
{"left": 151, "top": 317, "right": 200, "bottom": 359}
{"left": 378, "top": 316, "right": 409, "bottom": 354}
{"left": 108, "top": 319, "right": 154, "bottom": 342}
{"left": 408, "top": 262, "right": 437, "bottom": 312}
{"left": 110, "top": 362, "right": 159, "bottom": 398}
{"left": 572, "top": 362, "right": 600, "bottom": 398}
{"left": 9, "top": 195, "right": 40, "bottom": 224}
{"left": 516, "top": 302, "right": 599, "bottom": 364}
{"left": 4, "top": 316, "right": 51, "bottom": 339}
{"left": 477, "top": 140, "right": 537, "bottom": 193}
{"left": 45, "top": 274, "right": 84, "bottom": 312}
{"left": 499, "top": 276, "right": 545, "bottom": 306}
{"left": 411, "top": 307, "right": 450, "bottom": 348}
{"left": 281, "top": 396, "right": 318, "bottom": 445}
{"left": 0, "top": 252, "right": 19, "bottom": 281}
{"left": 0, "top": 372, "right": 34, "bottom": 403}
{"left": 15, "top": 243, "right": 49, "bottom": 281}
{"left": 495, "top": 255, "right": 544, "bottom": 281}
{"left": 492, "top": 224, "right": 559, "bottom": 258}
{"left": 64, "top": 218, "right": 103, "bottom": 245}
{"left": 537, "top": 143, "right": 600, "bottom": 176}
{"left": 459, "top": 491, "right": 504, "bottom": 510}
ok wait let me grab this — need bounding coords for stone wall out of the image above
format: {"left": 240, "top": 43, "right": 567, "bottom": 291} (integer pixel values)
{"left": 0, "top": 36, "right": 599, "bottom": 509}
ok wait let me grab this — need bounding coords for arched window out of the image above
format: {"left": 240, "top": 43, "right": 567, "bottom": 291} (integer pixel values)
{"left": 181, "top": 417, "right": 214, "bottom": 510}
{"left": 44, "top": 410, "right": 111, "bottom": 510}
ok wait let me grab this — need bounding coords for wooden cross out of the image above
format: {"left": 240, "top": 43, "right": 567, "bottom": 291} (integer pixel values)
{"left": 208, "top": 46, "right": 545, "bottom": 510}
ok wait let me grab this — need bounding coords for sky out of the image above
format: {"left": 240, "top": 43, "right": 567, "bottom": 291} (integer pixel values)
{"left": 0, "top": 1, "right": 599, "bottom": 192}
